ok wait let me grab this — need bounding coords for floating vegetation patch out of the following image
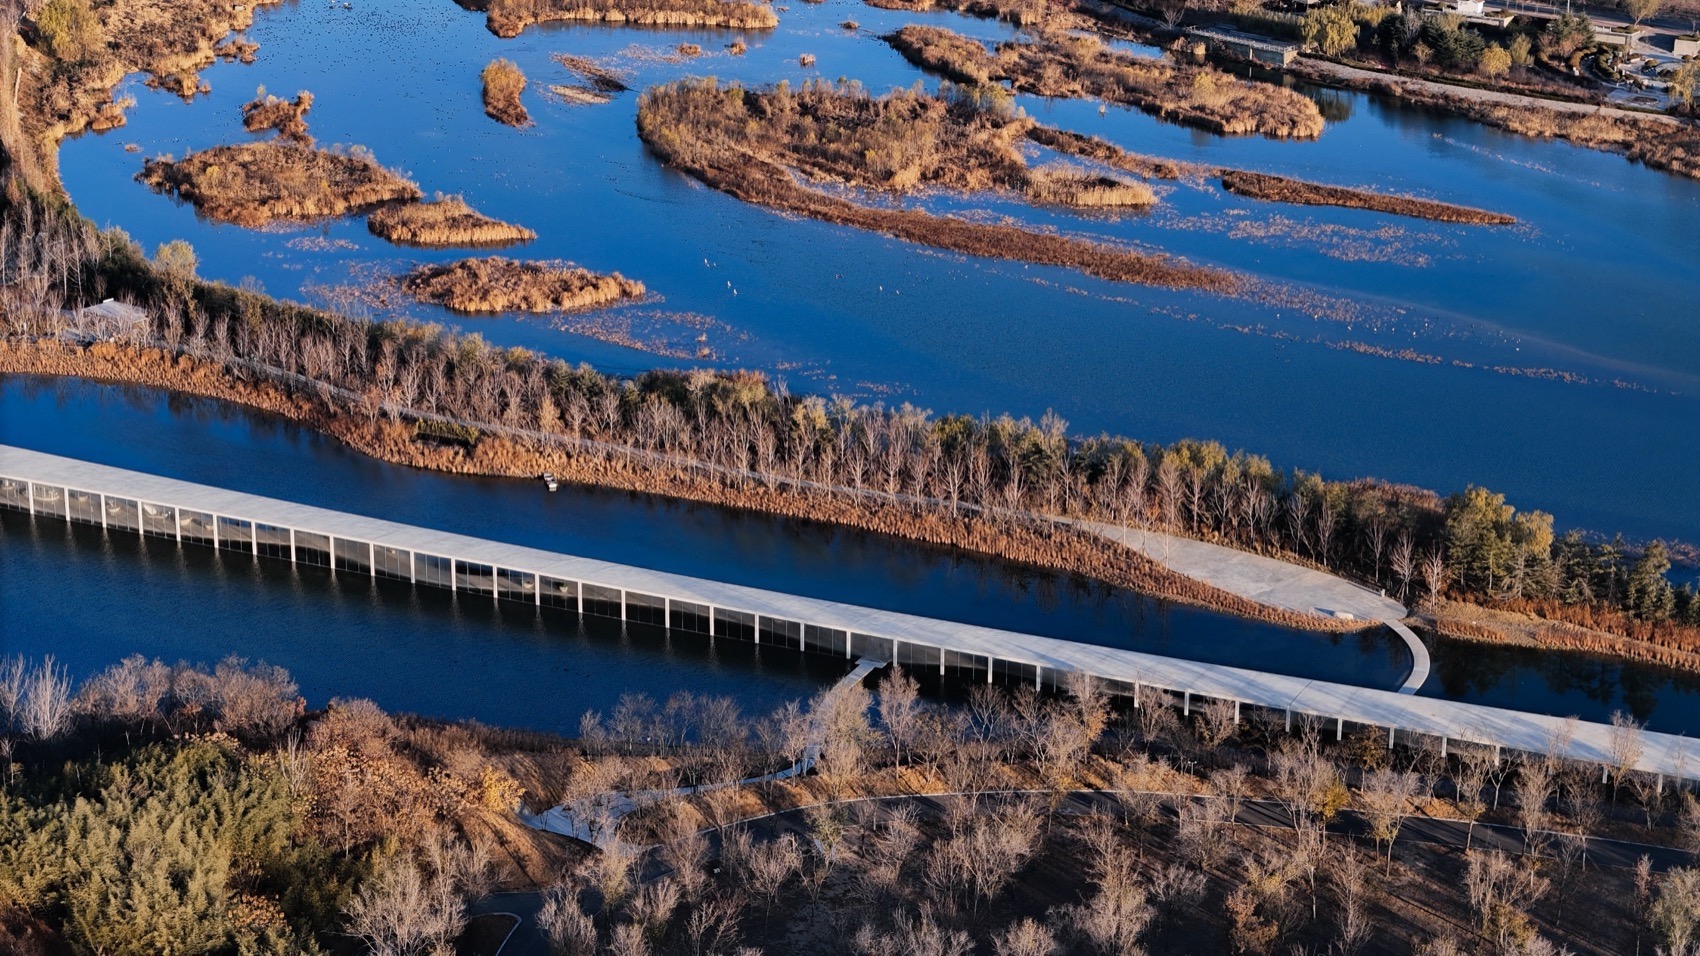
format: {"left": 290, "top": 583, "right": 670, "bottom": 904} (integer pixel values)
{"left": 482, "top": 0, "right": 777, "bottom": 39}
{"left": 401, "top": 257, "right": 646, "bottom": 313}
{"left": 241, "top": 90, "right": 313, "bottom": 144}
{"left": 138, "top": 142, "right": 421, "bottom": 228}
{"left": 481, "top": 58, "right": 532, "bottom": 127}
{"left": 367, "top": 196, "right": 537, "bottom": 248}
{"left": 1220, "top": 171, "right": 1516, "bottom": 225}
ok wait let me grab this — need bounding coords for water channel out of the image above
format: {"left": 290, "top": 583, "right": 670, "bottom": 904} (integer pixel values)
{"left": 7, "top": 376, "right": 1700, "bottom": 735}
{"left": 51, "top": 0, "right": 1700, "bottom": 543}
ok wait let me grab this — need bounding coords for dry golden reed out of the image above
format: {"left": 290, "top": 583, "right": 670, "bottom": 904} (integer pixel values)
{"left": 241, "top": 90, "right": 314, "bottom": 144}
{"left": 1220, "top": 171, "right": 1515, "bottom": 225}
{"left": 137, "top": 142, "right": 421, "bottom": 228}
{"left": 481, "top": 58, "right": 532, "bottom": 127}
{"left": 401, "top": 257, "right": 644, "bottom": 313}
{"left": 367, "top": 196, "right": 537, "bottom": 247}
{"left": 636, "top": 78, "right": 1237, "bottom": 291}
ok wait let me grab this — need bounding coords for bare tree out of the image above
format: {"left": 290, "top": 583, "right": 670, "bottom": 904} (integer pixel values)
{"left": 1465, "top": 850, "right": 1550, "bottom": 954}
{"left": 1331, "top": 845, "right": 1375, "bottom": 956}
{"left": 1420, "top": 549, "right": 1448, "bottom": 603}
{"left": 1651, "top": 867, "right": 1700, "bottom": 956}
{"left": 1608, "top": 710, "right": 1647, "bottom": 798}
{"left": 991, "top": 918, "right": 1058, "bottom": 956}
{"left": 343, "top": 855, "right": 467, "bottom": 956}
{"left": 877, "top": 666, "right": 922, "bottom": 767}
{"left": 18, "top": 656, "right": 72, "bottom": 740}
{"left": 1515, "top": 753, "right": 1558, "bottom": 854}
{"left": 537, "top": 885, "right": 598, "bottom": 956}
{"left": 1358, "top": 766, "right": 1423, "bottom": 872}
{"left": 1390, "top": 532, "right": 1416, "bottom": 605}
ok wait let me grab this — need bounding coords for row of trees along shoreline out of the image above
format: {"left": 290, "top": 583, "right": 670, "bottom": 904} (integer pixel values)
{"left": 2, "top": 208, "right": 1698, "bottom": 661}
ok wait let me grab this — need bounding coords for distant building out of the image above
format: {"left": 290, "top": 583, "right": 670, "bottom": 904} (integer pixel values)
{"left": 63, "top": 299, "right": 149, "bottom": 341}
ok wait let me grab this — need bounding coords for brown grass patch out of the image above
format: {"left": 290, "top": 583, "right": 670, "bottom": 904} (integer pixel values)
{"left": 1024, "top": 163, "right": 1156, "bottom": 207}
{"left": 400, "top": 257, "right": 644, "bottom": 313}
{"left": 12, "top": 0, "right": 286, "bottom": 191}
{"left": 137, "top": 142, "right": 421, "bottom": 228}
{"left": 864, "top": 0, "right": 1056, "bottom": 28}
{"left": 481, "top": 58, "right": 531, "bottom": 127}
{"left": 240, "top": 90, "right": 313, "bottom": 144}
{"left": 1221, "top": 170, "right": 1515, "bottom": 225}
{"left": 888, "top": 25, "right": 1324, "bottom": 140}
{"left": 482, "top": 0, "right": 776, "bottom": 38}
{"left": 553, "top": 54, "right": 631, "bottom": 93}
{"left": 636, "top": 78, "right": 1235, "bottom": 291}
{"left": 367, "top": 196, "right": 536, "bottom": 248}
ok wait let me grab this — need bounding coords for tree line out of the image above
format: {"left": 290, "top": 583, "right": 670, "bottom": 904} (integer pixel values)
{"left": 3, "top": 192, "right": 1697, "bottom": 653}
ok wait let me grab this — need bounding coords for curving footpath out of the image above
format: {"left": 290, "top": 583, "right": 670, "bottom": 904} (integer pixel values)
{"left": 1082, "top": 522, "right": 1430, "bottom": 694}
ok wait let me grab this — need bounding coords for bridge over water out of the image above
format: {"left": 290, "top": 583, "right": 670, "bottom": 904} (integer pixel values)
{"left": 3, "top": 444, "right": 1689, "bottom": 780}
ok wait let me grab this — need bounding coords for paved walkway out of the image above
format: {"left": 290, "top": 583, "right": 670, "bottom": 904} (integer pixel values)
{"left": 1297, "top": 56, "right": 1684, "bottom": 122}
{"left": 1081, "top": 522, "right": 1430, "bottom": 694}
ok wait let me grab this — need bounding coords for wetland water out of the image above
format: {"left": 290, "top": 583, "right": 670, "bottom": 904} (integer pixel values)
{"left": 54, "top": 0, "right": 1700, "bottom": 542}
{"left": 7, "top": 376, "right": 1700, "bottom": 735}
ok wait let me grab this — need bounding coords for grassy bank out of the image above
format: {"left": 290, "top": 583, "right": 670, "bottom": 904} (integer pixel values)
{"left": 401, "top": 257, "right": 645, "bottom": 312}
{"left": 481, "top": 57, "right": 532, "bottom": 127}
{"left": 1220, "top": 170, "right": 1516, "bottom": 225}
{"left": 137, "top": 141, "right": 421, "bottom": 227}
{"left": 635, "top": 78, "right": 1238, "bottom": 291}
{"left": 367, "top": 195, "right": 538, "bottom": 247}
{"left": 482, "top": 0, "right": 777, "bottom": 38}
{"left": 888, "top": 25, "right": 1325, "bottom": 140}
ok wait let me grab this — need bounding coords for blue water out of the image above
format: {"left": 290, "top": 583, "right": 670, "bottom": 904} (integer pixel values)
{"left": 10, "top": 375, "right": 1700, "bottom": 731}
{"left": 0, "top": 375, "right": 1412, "bottom": 697}
{"left": 53, "top": 0, "right": 1700, "bottom": 543}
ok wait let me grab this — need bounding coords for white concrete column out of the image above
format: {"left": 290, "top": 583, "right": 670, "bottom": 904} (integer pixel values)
{"left": 367, "top": 542, "right": 375, "bottom": 577}
{"left": 753, "top": 616, "right": 761, "bottom": 645}
{"left": 98, "top": 494, "right": 107, "bottom": 529}
{"left": 212, "top": 514, "right": 220, "bottom": 549}
{"left": 620, "top": 590, "right": 627, "bottom": 622}
{"left": 408, "top": 551, "right": 416, "bottom": 583}
{"left": 1336, "top": 717, "right": 1343, "bottom": 741}
{"left": 1285, "top": 709, "right": 1292, "bottom": 733}
{"left": 1233, "top": 700, "right": 1240, "bottom": 725}
{"left": 1133, "top": 681, "right": 1141, "bottom": 708}
{"left": 708, "top": 607, "right": 716, "bottom": 637}
{"left": 1184, "top": 691, "right": 1191, "bottom": 717}
{"left": 289, "top": 529, "right": 298, "bottom": 564}
{"left": 24, "top": 482, "right": 32, "bottom": 514}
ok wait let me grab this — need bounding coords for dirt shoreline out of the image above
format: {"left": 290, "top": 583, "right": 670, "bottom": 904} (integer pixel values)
{"left": 0, "top": 340, "right": 1362, "bottom": 637}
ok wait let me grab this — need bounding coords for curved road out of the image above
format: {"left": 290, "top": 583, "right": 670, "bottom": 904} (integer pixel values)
{"left": 1082, "top": 522, "right": 1430, "bottom": 694}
